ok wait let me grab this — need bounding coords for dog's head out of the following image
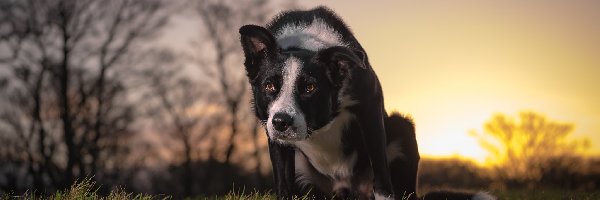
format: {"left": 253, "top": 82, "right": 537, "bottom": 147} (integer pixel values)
{"left": 239, "top": 25, "right": 366, "bottom": 143}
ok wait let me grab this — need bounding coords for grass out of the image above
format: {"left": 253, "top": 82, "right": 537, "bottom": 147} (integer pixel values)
{"left": 0, "top": 179, "right": 309, "bottom": 200}
{"left": 2, "top": 180, "right": 599, "bottom": 200}
{"left": 1, "top": 178, "right": 158, "bottom": 200}
{"left": 493, "top": 188, "right": 600, "bottom": 200}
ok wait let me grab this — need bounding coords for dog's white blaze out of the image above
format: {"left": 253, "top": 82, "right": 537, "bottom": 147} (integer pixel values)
{"left": 296, "top": 110, "right": 357, "bottom": 178}
{"left": 267, "top": 57, "right": 307, "bottom": 141}
{"left": 275, "top": 18, "right": 346, "bottom": 51}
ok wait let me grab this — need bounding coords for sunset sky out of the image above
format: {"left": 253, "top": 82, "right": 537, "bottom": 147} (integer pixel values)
{"left": 299, "top": 0, "right": 600, "bottom": 164}
{"left": 163, "top": 0, "right": 600, "bottom": 165}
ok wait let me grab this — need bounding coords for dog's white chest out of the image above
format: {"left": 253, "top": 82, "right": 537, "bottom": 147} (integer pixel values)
{"left": 295, "top": 138, "right": 357, "bottom": 179}
{"left": 294, "top": 111, "right": 356, "bottom": 178}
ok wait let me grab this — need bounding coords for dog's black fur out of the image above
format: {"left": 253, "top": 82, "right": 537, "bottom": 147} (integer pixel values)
{"left": 239, "top": 6, "right": 494, "bottom": 200}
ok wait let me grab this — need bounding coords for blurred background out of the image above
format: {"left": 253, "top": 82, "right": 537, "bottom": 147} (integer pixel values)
{"left": 0, "top": 0, "right": 598, "bottom": 198}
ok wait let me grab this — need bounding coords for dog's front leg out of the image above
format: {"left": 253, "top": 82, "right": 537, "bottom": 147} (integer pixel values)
{"left": 356, "top": 96, "right": 395, "bottom": 199}
{"left": 268, "top": 139, "right": 297, "bottom": 199}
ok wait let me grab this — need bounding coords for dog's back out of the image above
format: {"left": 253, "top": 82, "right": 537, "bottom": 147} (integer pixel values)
{"left": 385, "top": 113, "right": 420, "bottom": 199}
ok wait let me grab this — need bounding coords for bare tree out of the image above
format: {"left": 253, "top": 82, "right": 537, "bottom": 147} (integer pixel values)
{"left": 192, "top": 0, "right": 297, "bottom": 180}
{"left": 141, "top": 49, "right": 225, "bottom": 196}
{"left": 0, "top": 0, "right": 175, "bottom": 192}
{"left": 189, "top": 0, "right": 280, "bottom": 188}
{"left": 194, "top": 0, "right": 264, "bottom": 166}
{"left": 470, "top": 111, "right": 591, "bottom": 188}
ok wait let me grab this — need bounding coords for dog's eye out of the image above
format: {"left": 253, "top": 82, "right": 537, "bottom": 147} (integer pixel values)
{"left": 265, "top": 83, "right": 277, "bottom": 93}
{"left": 305, "top": 83, "right": 316, "bottom": 93}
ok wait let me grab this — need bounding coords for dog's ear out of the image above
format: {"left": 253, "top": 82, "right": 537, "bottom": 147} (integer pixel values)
{"left": 317, "top": 46, "right": 366, "bottom": 88}
{"left": 239, "top": 25, "right": 277, "bottom": 80}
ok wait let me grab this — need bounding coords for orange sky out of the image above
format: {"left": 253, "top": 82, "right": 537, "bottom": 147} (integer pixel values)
{"left": 301, "top": 0, "right": 600, "bottom": 164}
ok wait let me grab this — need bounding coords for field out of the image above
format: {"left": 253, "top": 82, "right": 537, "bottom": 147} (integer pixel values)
{"left": 2, "top": 179, "right": 599, "bottom": 200}
{"left": 493, "top": 189, "right": 600, "bottom": 200}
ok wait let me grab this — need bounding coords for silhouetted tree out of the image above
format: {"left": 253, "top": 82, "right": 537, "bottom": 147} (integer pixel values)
{"left": 470, "top": 111, "right": 591, "bottom": 188}
{"left": 418, "top": 157, "right": 493, "bottom": 192}
{"left": 192, "top": 0, "right": 296, "bottom": 187}
{"left": 0, "top": 0, "right": 175, "bottom": 192}
{"left": 194, "top": 0, "right": 268, "bottom": 166}
{"left": 141, "top": 49, "right": 226, "bottom": 196}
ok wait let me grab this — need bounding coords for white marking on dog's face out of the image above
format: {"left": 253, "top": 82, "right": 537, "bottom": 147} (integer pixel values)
{"left": 267, "top": 57, "right": 307, "bottom": 142}
{"left": 275, "top": 18, "right": 347, "bottom": 51}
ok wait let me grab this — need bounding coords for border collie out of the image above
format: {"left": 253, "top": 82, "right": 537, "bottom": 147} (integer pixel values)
{"left": 239, "top": 6, "right": 495, "bottom": 200}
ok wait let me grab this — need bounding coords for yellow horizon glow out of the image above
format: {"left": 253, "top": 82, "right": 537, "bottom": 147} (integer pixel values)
{"left": 302, "top": 0, "right": 600, "bottom": 166}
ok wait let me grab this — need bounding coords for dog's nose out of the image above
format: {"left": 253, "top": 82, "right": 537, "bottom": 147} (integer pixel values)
{"left": 272, "top": 113, "right": 293, "bottom": 132}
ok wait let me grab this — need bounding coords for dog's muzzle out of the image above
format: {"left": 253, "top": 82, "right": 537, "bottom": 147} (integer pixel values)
{"left": 272, "top": 112, "right": 293, "bottom": 132}
{"left": 267, "top": 112, "right": 308, "bottom": 142}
